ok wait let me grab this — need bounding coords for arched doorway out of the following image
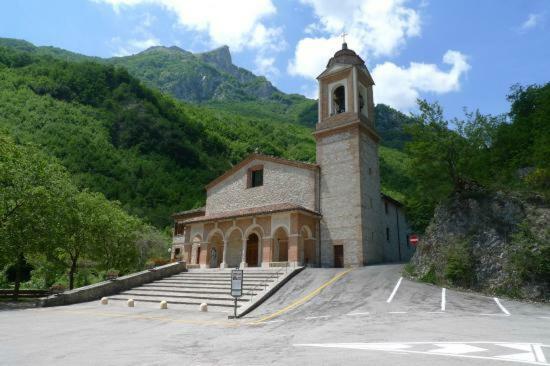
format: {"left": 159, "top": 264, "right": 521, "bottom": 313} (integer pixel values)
{"left": 246, "top": 233, "right": 259, "bottom": 267}
{"left": 192, "top": 235, "right": 202, "bottom": 265}
{"left": 226, "top": 229, "right": 242, "bottom": 268}
{"left": 273, "top": 227, "right": 289, "bottom": 262}
{"left": 208, "top": 232, "right": 224, "bottom": 268}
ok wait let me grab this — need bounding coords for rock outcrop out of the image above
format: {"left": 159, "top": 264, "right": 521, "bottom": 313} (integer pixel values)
{"left": 409, "top": 191, "right": 549, "bottom": 301}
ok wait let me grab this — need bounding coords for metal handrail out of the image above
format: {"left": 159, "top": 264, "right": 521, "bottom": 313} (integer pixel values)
{"left": 246, "top": 263, "right": 294, "bottom": 302}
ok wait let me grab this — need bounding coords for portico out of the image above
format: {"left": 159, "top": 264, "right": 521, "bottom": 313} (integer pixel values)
{"left": 172, "top": 203, "right": 319, "bottom": 269}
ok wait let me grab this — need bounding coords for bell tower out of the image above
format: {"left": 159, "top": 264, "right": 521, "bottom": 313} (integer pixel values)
{"left": 315, "top": 42, "right": 383, "bottom": 267}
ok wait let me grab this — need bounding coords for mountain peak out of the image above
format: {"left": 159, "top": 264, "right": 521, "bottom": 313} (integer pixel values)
{"left": 197, "top": 45, "right": 232, "bottom": 73}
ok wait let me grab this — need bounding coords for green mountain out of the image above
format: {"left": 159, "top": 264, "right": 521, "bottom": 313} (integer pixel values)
{"left": 0, "top": 38, "right": 413, "bottom": 144}
{"left": 0, "top": 38, "right": 413, "bottom": 228}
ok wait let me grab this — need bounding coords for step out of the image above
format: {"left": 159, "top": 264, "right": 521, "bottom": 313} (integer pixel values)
{"left": 155, "top": 279, "right": 273, "bottom": 286}
{"left": 168, "top": 274, "right": 278, "bottom": 280}
{"left": 138, "top": 283, "right": 265, "bottom": 291}
{"left": 118, "top": 291, "right": 249, "bottom": 302}
{"left": 169, "top": 273, "right": 280, "bottom": 279}
{"left": 125, "top": 287, "right": 257, "bottom": 296}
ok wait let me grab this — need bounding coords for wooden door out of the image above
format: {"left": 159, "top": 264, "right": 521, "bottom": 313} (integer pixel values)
{"left": 247, "top": 242, "right": 258, "bottom": 267}
{"left": 246, "top": 234, "right": 259, "bottom": 267}
{"left": 334, "top": 245, "right": 344, "bottom": 268}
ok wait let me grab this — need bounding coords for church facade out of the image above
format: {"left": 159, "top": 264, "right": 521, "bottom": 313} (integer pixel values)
{"left": 171, "top": 44, "right": 414, "bottom": 268}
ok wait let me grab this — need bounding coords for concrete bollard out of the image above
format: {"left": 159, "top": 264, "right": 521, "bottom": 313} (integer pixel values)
{"left": 160, "top": 300, "right": 168, "bottom": 309}
{"left": 200, "top": 303, "right": 208, "bottom": 312}
{"left": 127, "top": 299, "right": 134, "bottom": 307}
{"left": 100, "top": 297, "right": 108, "bottom": 305}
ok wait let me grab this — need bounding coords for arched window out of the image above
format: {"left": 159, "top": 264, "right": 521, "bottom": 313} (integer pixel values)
{"left": 359, "top": 84, "right": 369, "bottom": 118}
{"left": 332, "top": 85, "right": 346, "bottom": 114}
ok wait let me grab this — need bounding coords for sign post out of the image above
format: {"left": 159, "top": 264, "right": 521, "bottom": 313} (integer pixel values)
{"left": 230, "top": 269, "right": 243, "bottom": 318}
{"left": 409, "top": 234, "right": 419, "bottom": 246}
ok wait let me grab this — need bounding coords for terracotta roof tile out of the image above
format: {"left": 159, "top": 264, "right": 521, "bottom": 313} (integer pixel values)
{"left": 181, "top": 203, "right": 320, "bottom": 224}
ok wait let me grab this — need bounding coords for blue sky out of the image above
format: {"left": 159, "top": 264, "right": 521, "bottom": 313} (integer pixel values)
{"left": 1, "top": 0, "right": 549, "bottom": 118}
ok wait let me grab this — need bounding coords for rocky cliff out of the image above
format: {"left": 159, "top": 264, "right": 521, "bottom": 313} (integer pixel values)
{"left": 408, "top": 191, "right": 549, "bottom": 301}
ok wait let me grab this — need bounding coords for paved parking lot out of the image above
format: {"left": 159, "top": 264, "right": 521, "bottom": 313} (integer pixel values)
{"left": 1, "top": 265, "right": 549, "bottom": 365}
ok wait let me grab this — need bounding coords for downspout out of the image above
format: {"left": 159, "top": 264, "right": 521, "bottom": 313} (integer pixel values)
{"left": 316, "top": 167, "right": 322, "bottom": 267}
{"left": 396, "top": 206, "right": 402, "bottom": 262}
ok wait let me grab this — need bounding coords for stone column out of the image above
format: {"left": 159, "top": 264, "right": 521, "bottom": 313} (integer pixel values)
{"left": 240, "top": 238, "right": 248, "bottom": 268}
{"left": 288, "top": 234, "right": 300, "bottom": 266}
{"left": 220, "top": 239, "right": 229, "bottom": 269}
{"left": 261, "top": 237, "right": 273, "bottom": 268}
{"left": 199, "top": 243, "right": 209, "bottom": 268}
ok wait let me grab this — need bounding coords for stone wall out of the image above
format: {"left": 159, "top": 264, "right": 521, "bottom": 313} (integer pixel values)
{"left": 317, "top": 127, "right": 364, "bottom": 267}
{"left": 206, "top": 159, "right": 318, "bottom": 214}
{"left": 38, "top": 262, "right": 186, "bottom": 307}
{"left": 359, "top": 130, "right": 384, "bottom": 264}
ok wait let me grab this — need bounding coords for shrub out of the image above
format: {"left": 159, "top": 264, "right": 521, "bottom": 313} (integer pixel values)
{"left": 49, "top": 284, "right": 66, "bottom": 294}
{"left": 105, "top": 269, "right": 119, "bottom": 280}
{"left": 444, "top": 240, "right": 474, "bottom": 287}
{"left": 151, "top": 258, "right": 170, "bottom": 267}
{"left": 420, "top": 267, "right": 437, "bottom": 284}
{"left": 507, "top": 222, "right": 550, "bottom": 296}
{"left": 403, "top": 263, "right": 416, "bottom": 277}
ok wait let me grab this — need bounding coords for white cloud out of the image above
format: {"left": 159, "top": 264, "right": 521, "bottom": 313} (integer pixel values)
{"left": 520, "top": 13, "right": 542, "bottom": 31}
{"left": 254, "top": 56, "right": 279, "bottom": 77}
{"left": 288, "top": 36, "right": 341, "bottom": 78}
{"left": 250, "top": 24, "right": 287, "bottom": 52}
{"left": 110, "top": 36, "right": 160, "bottom": 56}
{"left": 94, "top": 0, "right": 281, "bottom": 52}
{"left": 372, "top": 50, "right": 470, "bottom": 111}
{"left": 289, "top": 0, "right": 421, "bottom": 78}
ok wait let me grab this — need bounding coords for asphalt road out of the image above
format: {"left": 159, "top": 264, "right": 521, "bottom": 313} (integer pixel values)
{"left": 1, "top": 264, "right": 549, "bottom": 365}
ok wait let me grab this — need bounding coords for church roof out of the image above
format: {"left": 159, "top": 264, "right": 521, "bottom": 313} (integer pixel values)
{"left": 205, "top": 153, "right": 319, "bottom": 191}
{"left": 172, "top": 207, "right": 206, "bottom": 219}
{"left": 326, "top": 43, "right": 366, "bottom": 69}
{"left": 180, "top": 203, "right": 321, "bottom": 224}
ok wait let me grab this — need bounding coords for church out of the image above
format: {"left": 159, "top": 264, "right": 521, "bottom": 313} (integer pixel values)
{"left": 171, "top": 43, "right": 414, "bottom": 268}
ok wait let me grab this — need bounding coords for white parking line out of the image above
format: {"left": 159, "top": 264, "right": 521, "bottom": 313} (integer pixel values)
{"left": 493, "top": 297, "right": 511, "bottom": 316}
{"left": 265, "top": 319, "right": 284, "bottom": 324}
{"left": 346, "top": 312, "right": 370, "bottom": 316}
{"left": 441, "top": 288, "right": 446, "bottom": 311}
{"left": 389, "top": 311, "right": 407, "bottom": 314}
{"left": 387, "top": 277, "right": 403, "bottom": 303}
{"left": 305, "top": 315, "right": 330, "bottom": 320}
{"left": 533, "top": 344, "right": 548, "bottom": 363}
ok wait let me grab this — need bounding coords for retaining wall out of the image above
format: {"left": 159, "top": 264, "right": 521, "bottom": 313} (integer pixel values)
{"left": 38, "top": 262, "right": 186, "bottom": 307}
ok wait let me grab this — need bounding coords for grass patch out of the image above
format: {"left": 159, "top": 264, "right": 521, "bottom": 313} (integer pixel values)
{"left": 420, "top": 267, "right": 437, "bottom": 284}
{"left": 403, "top": 263, "right": 416, "bottom": 277}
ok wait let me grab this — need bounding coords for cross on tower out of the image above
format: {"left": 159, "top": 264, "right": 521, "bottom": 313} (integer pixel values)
{"left": 341, "top": 31, "right": 348, "bottom": 44}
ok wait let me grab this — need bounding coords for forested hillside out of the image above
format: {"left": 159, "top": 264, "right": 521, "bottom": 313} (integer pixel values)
{"left": 0, "top": 38, "right": 414, "bottom": 136}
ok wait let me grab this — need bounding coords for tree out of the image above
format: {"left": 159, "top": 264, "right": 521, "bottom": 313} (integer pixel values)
{"left": 0, "top": 135, "right": 73, "bottom": 298}
{"left": 404, "top": 100, "right": 505, "bottom": 230}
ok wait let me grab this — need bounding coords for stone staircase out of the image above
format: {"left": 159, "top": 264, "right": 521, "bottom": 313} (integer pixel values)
{"left": 109, "top": 268, "right": 287, "bottom": 311}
